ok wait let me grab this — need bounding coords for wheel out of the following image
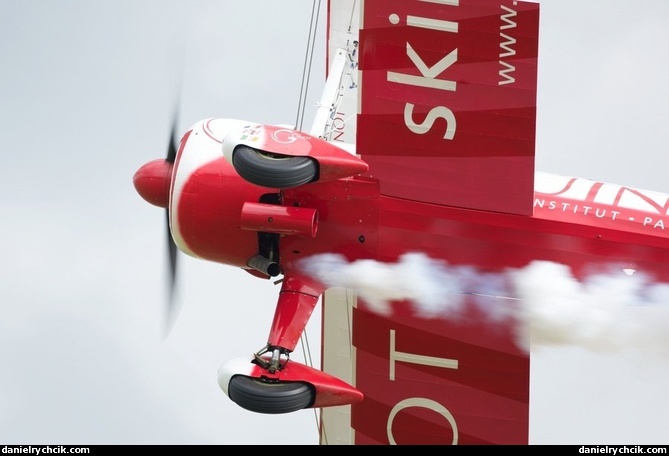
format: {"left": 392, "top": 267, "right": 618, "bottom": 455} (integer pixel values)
{"left": 228, "top": 375, "right": 316, "bottom": 414}
{"left": 232, "top": 145, "right": 318, "bottom": 188}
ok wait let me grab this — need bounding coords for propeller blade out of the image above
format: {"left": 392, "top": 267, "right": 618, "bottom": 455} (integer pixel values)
{"left": 164, "top": 115, "right": 180, "bottom": 335}
{"left": 166, "top": 117, "right": 178, "bottom": 164}
{"left": 166, "top": 209, "right": 177, "bottom": 299}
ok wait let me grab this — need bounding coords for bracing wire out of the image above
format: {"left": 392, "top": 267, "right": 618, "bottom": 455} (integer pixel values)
{"left": 295, "top": 0, "right": 322, "bottom": 132}
{"left": 300, "top": 326, "right": 313, "bottom": 368}
{"left": 295, "top": 0, "right": 322, "bottom": 374}
{"left": 293, "top": 4, "right": 325, "bottom": 442}
{"left": 348, "top": 0, "right": 357, "bottom": 33}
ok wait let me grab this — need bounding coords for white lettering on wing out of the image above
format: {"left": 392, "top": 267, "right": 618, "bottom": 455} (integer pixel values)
{"left": 386, "top": 2, "right": 459, "bottom": 140}
{"left": 534, "top": 175, "right": 669, "bottom": 231}
{"left": 499, "top": 3, "right": 518, "bottom": 85}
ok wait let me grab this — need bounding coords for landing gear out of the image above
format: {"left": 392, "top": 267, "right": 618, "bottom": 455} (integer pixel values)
{"left": 218, "top": 351, "right": 363, "bottom": 414}
{"left": 232, "top": 145, "right": 318, "bottom": 189}
{"left": 228, "top": 375, "right": 315, "bottom": 414}
{"left": 253, "top": 346, "right": 284, "bottom": 373}
{"left": 225, "top": 346, "right": 316, "bottom": 414}
{"left": 217, "top": 277, "right": 363, "bottom": 414}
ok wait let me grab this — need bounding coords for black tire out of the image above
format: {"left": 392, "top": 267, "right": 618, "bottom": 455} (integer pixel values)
{"left": 232, "top": 145, "right": 318, "bottom": 189}
{"left": 228, "top": 375, "right": 316, "bottom": 414}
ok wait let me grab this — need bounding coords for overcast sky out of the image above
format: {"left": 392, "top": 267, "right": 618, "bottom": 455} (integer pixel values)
{"left": 1, "top": 0, "right": 668, "bottom": 445}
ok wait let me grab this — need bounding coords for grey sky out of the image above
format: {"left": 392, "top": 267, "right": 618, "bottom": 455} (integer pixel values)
{"left": 0, "top": 0, "right": 668, "bottom": 445}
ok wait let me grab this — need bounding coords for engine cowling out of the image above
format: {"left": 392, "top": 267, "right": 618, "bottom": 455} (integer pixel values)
{"left": 169, "top": 118, "right": 272, "bottom": 268}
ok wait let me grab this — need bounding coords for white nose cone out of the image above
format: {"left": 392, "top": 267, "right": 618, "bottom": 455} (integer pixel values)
{"left": 217, "top": 357, "right": 256, "bottom": 396}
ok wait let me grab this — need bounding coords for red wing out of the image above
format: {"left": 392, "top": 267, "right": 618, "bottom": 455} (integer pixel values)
{"left": 358, "top": 0, "right": 539, "bottom": 215}
{"left": 319, "top": 0, "right": 539, "bottom": 445}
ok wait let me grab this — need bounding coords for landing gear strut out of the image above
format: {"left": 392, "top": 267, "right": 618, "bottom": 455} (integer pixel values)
{"left": 253, "top": 345, "right": 287, "bottom": 374}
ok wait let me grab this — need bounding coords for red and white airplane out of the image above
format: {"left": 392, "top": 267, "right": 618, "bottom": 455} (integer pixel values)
{"left": 133, "top": 0, "right": 669, "bottom": 445}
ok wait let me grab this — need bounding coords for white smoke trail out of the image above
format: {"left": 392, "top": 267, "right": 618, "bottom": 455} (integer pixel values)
{"left": 298, "top": 253, "right": 669, "bottom": 355}
{"left": 511, "top": 260, "right": 669, "bottom": 355}
{"left": 301, "top": 252, "right": 475, "bottom": 317}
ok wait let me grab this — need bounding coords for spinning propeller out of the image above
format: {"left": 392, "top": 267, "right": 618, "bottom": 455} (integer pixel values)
{"left": 133, "top": 115, "right": 181, "bottom": 334}
{"left": 164, "top": 118, "right": 179, "bottom": 332}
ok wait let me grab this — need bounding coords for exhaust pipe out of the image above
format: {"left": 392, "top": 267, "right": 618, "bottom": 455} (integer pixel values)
{"left": 240, "top": 202, "right": 318, "bottom": 237}
{"left": 247, "top": 254, "right": 281, "bottom": 277}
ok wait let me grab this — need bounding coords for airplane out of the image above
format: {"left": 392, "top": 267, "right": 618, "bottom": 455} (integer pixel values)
{"left": 132, "top": 0, "right": 669, "bottom": 445}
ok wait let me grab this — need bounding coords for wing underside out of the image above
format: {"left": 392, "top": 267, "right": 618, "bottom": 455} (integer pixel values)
{"left": 319, "top": 0, "right": 539, "bottom": 445}
{"left": 327, "top": 0, "right": 539, "bottom": 215}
